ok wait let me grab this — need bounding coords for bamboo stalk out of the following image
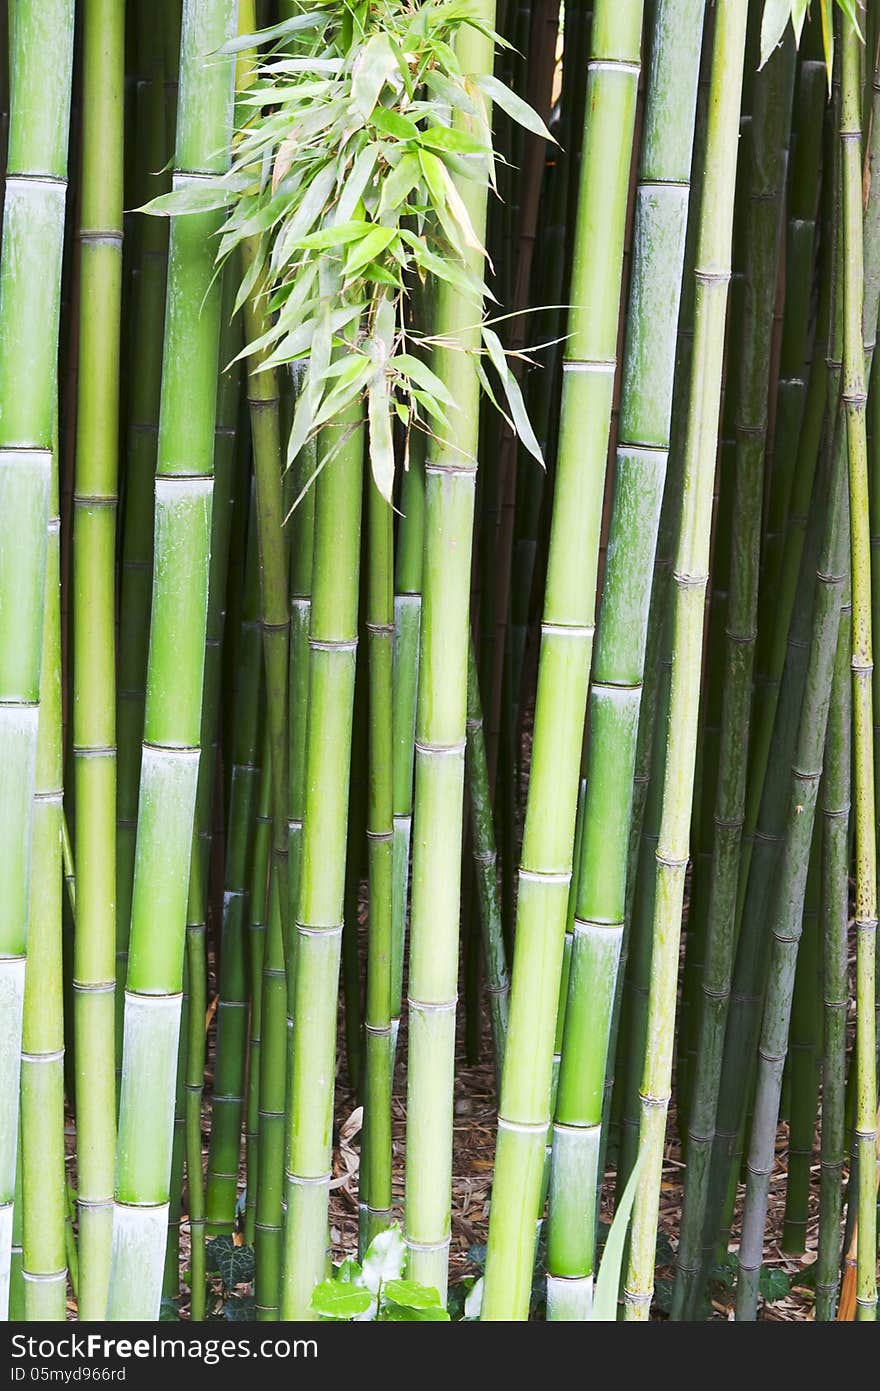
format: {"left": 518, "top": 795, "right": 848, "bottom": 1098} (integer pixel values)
{"left": 0, "top": 0, "right": 74, "bottom": 1318}
{"left": 108, "top": 0, "right": 236, "bottom": 1320}
{"left": 404, "top": 3, "right": 497, "bottom": 1305}
{"left": 545, "top": 0, "right": 704, "bottom": 1321}
{"left": 280, "top": 399, "right": 364, "bottom": 1318}
{"left": 71, "top": 0, "right": 125, "bottom": 1319}
{"left": 483, "top": 0, "right": 643, "bottom": 1321}
{"left": 815, "top": 586, "right": 851, "bottom": 1320}
{"left": 622, "top": 0, "right": 748, "bottom": 1321}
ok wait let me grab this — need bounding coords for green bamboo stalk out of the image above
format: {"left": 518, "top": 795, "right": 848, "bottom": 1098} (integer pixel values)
{"left": 841, "top": 20, "right": 878, "bottom": 1319}
{"left": 621, "top": 0, "right": 748, "bottom": 1321}
{"left": 107, "top": 0, "right": 236, "bottom": 1320}
{"left": 71, "top": 0, "right": 125, "bottom": 1319}
{"left": 0, "top": 0, "right": 74, "bottom": 1317}
{"left": 361, "top": 474, "right": 395, "bottom": 1248}
{"left": 254, "top": 854, "right": 287, "bottom": 1318}
{"left": 544, "top": 0, "right": 704, "bottom": 1321}
{"left": 280, "top": 401, "right": 363, "bottom": 1319}
{"left": 115, "top": 2, "right": 175, "bottom": 1053}
{"left": 815, "top": 592, "right": 851, "bottom": 1320}
{"left": 482, "top": 0, "right": 643, "bottom": 1321}
{"left": 391, "top": 447, "right": 424, "bottom": 1061}
{"left": 183, "top": 285, "right": 240, "bottom": 1320}
{"left": 404, "top": 4, "right": 497, "bottom": 1306}
{"left": 20, "top": 437, "right": 67, "bottom": 1321}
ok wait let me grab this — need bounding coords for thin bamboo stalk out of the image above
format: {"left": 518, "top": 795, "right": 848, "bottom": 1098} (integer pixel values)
{"left": 280, "top": 398, "right": 363, "bottom": 1318}
{"left": 72, "top": 0, "right": 125, "bottom": 1319}
{"left": 621, "top": 0, "right": 748, "bottom": 1321}
{"left": 815, "top": 589, "right": 851, "bottom": 1320}
{"left": 482, "top": 0, "right": 643, "bottom": 1321}
{"left": 107, "top": 0, "right": 236, "bottom": 1320}
{"left": 20, "top": 436, "right": 67, "bottom": 1321}
{"left": 404, "top": 3, "right": 497, "bottom": 1305}
{"left": 0, "top": 0, "right": 74, "bottom": 1317}
{"left": 841, "top": 20, "right": 878, "bottom": 1319}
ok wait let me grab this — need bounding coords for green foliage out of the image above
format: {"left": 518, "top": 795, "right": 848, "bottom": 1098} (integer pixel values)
{"left": 592, "top": 1154, "right": 643, "bottom": 1321}
{"left": 759, "top": 0, "right": 863, "bottom": 84}
{"left": 205, "top": 1235, "right": 256, "bottom": 1290}
{"left": 142, "top": 0, "right": 549, "bottom": 502}
{"left": 310, "top": 1224, "right": 451, "bottom": 1320}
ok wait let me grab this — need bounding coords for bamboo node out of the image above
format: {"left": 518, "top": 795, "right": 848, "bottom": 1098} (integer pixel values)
{"left": 284, "top": 1171, "right": 331, "bottom": 1187}
{"left": 408, "top": 996, "right": 457, "bottom": 1013}
{"left": 414, "top": 737, "right": 466, "bottom": 756}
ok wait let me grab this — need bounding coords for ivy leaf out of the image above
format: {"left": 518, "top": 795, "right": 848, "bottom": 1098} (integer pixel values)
{"left": 311, "top": 1281, "right": 374, "bottom": 1320}
{"left": 351, "top": 33, "right": 398, "bottom": 120}
{"left": 204, "top": 1236, "right": 255, "bottom": 1290}
{"left": 471, "top": 72, "right": 555, "bottom": 142}
{"left": 481, "top": 328, "right": 543, "bottom": 464}
{"left": 759, "top": 0, "right": 793, "bottom": 68}
{"left": 361, "top": 1224, "right": 406, "bottom": 1294}
{"left": 383, "top": 1279, "right": 443, "bottom": 1310}
{"left": 759, "top": 1266, "right": 792, "bottom": 1304}
{"left": 381, "top": 1303, "right": 450, "bottom": 1321}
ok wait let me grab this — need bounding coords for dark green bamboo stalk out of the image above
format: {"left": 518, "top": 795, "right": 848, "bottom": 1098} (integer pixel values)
{"left": 205, "top": 502, "right": 263, "bottom": 1237}
{"left": 482, "top": 0, "right": 643, "bottom": 1321}
{"left": 544, "top": 0, "right": 704, "bottom": 1321}
{"left": 815, "top": 591, "right": 851, "bottom": 1320}
{"left": 0, "top": 0, "right": 74, "bottom": 1315}
{"left": 466, "top": 642, "right": 510, "bottom": 1084}
{"left": 621, "top": 0, "right": 748, "bottom": 1321}
{"left": 405, "top": 3, "right": 496, "bottom": 1305}
{"left": 244, "top": 726, "right": 272, "bottom": 1252}
{"left": 671, "top": 30, "right": 796, "bottom": 1319}
{"left": 107, "top": 0, "right": 236, "bottom": 1320}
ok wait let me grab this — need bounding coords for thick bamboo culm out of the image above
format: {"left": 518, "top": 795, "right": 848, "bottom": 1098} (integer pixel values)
{"left": 108, "top": 0, "right": 236, "bottom": 1321}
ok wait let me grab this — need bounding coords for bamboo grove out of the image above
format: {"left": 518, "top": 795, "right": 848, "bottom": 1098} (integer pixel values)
{"left": 0, "top": 0, "right": 878, "bottom": 1328}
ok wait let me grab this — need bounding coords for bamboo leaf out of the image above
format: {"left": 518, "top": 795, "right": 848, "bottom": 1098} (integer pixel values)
{"left": 470, "top": 72, "right": 555, "bottom": 142}
{"left": 395, "top": 353, "right": 455, "bottom": 406}
{"left": 790, "top": 0, "right": 809, "bottom": 43}
{"left": 335, "top": 144, "right": 380, "bottom": 224}
{"left": 820, "top": 0, "right": 834, "bottom": 88}
{"left": 351, "top": 33, "right": 398, "bottom": 120}
{"left": 481, "top": 327, "right": 543, "bottom": 464}
{"left": 378, "top": 152, "right": 422, "bottom": 215}
{"left": 219, "top": 11, "right": 330, "bottom": 55}
{"left": 759, "top": 0, "right": 793, "bottom": 68}
{"left": 345, "top": 225, "right": 397, "bottom": 278}
{"left": 139, "top": 182, "right": 235, "bottom": 217}
{"left": 591, "top": 1151, "right": 645, "bottom": 1321}
{"left": 383, "top": 1279, "right": 443, "bottom": 1310}
{"left": 372, "top": 106, "right": 420, "bottom": 141}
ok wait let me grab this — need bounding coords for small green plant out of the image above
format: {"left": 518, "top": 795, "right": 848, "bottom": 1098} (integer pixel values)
{"left": 311, "top": 1225, "right": 450, "bottom": 1320}
{"left": 205, "top": 1236, "right": 257, "bottom": 1321}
